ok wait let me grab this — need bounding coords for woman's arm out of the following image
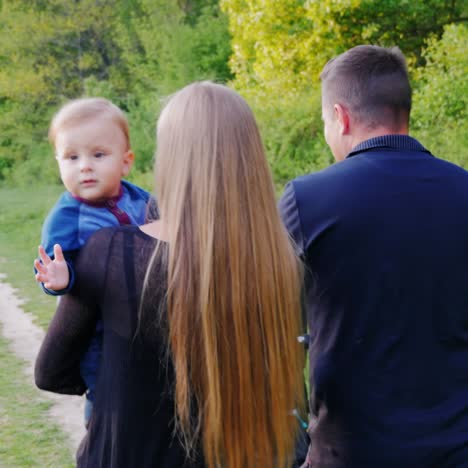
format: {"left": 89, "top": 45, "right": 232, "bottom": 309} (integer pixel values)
{"left": 34, "top": 228, "right": 113, "bottom": 395}
{"left": 34, "top": 293, "right": 95, "bottom": 395}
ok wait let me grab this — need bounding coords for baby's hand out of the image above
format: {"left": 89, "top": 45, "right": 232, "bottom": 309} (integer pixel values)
{"left": 34, "top": 244, "right": 69, "bottom": 291}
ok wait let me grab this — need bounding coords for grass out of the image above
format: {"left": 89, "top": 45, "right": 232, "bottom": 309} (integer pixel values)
{"left": 0, "top": 335, "right": 74, "bottom": 467}
{"left": 0, "top": 185, "right": 62, "bottom": 328}
{"left": 0, "top": 184, "right": 75, "bottom": 467}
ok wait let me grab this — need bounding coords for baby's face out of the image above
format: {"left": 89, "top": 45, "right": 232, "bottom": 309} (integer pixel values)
{"left": 55, "top": 117, "right": 133, "bottom": 202}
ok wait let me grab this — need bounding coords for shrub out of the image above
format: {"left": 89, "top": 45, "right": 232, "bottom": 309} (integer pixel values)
{"left": 411, "top": 24, "right": 468, "bottom": 167}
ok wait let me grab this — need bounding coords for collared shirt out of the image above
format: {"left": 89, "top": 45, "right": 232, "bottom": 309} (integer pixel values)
{"left": 279, "top": 136, "right": 468, "bottom": 467}
{"left": 347, "top": 134, "right": 429, "bottom": 157}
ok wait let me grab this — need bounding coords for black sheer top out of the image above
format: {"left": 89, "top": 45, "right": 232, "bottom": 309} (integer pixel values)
{"left": 35, "top": 226, "right": 204, "bottom": 467}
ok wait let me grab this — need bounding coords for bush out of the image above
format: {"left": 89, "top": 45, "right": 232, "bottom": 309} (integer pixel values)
{"left": 245, "top": 87, "right": 333, "bottom": 189}
{"left": 7, "top": 142, "right": 60, "bottom": 187}
{"left": 411, "top": 24, "right": 468, "bottom": 168}
{"left": 126, "top": 94, "right": 162, "bottom": 174}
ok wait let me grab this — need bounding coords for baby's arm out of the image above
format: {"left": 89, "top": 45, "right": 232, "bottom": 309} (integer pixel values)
{"left": 37, "top": 193, "right": 82, "bottom": 295}
{"left": 34, "top": 244, "right": 71, "bottom": 293}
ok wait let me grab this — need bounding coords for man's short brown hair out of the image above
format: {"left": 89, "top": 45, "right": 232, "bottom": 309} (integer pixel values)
{"left": 320, "top": 45, "right": 412, "bottom": 130}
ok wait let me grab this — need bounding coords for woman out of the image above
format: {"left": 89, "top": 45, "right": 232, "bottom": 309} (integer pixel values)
{"left": 35, "top": 82, "right": 305, "bottom": 467}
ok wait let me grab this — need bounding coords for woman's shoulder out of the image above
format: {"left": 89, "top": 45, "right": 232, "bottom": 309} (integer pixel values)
{"left": 83, "top": 226, "right": 164, "bottom": 266}
{"left": 86, "top": 225, "right": 150, "bottom": 245}
{"left": 75, "top": 225, "right": 161, "bottom": 296}
{"left": 78, "top": 226, "right": 148, "bottom": 263}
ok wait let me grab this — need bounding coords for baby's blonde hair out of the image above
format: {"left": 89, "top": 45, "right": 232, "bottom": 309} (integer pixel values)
{"left": 48, "top": 97, "right": 130, "bottom": 149}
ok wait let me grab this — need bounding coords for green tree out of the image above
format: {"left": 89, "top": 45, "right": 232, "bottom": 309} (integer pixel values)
{"left": 0, "top": 1, "right": 126, "bottom": 103}
{"left": 221, "top": 0, "right": 467, "bottom": 184}
{"left": 116, "top": 0, "right": 231, "bottom": 96}
{"left": 109, "top": 0, "right": 232, "bottom": 172}
{"left": 412, "top": 24, "right": 468, "bottom": 167}
{"left": 222, "top": 0, "right": 465, "bottom": 95}
{"left": 0, "top": 0, "right": 233, "bottom": 183}
{"left": 0, "top": 0, "right": 127, "bottom": 183}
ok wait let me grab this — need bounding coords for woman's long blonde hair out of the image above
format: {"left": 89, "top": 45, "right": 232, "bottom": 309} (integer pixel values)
{"left": 153, "top": 82, "right": 304, "bottom": 467}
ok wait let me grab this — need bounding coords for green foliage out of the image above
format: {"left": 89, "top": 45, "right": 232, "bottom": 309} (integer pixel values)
{"left": 0, "top": 100, "right": 53, "bottom": 183}
{"left": 248, "top": 88, "right": 333, "bottom": 188}
{"left": 126, "top": 94, "right": 161, "bottom": 173}
{"left": 0, "top": 0, "right": 127, "bottom": 101}
{"left": 0, "top": 0, "right": 466, "bottom": 190}
{"left": 0, "top": 0, "right": 232, "bottom": 184}
{"left": 114, "top": 0, "right": 232, "bottom": 95}
{"left": 0, "top": 0, "right": 128, "bottom": 184}
{"left": 411, "top": 24, "right": 468, "bottom": 167}
{"left": 222, "top": 0, "right": 465, "bottom": 95}
{"left": 0, "top": 185, "right": 63, "bottom": 328}
{"left": 7, "top": 143, "right": 60, "bottom": 187}
{"left": 188, "top": 4, "right": 233, "bottom": 83}
{"left": 221, "top": 0, "right": 467, "bottom": 179}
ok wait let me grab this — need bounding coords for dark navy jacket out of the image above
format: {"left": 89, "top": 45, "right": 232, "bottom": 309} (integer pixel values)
{"left": 280, "top": 135, "right": 468, "bottom": 468}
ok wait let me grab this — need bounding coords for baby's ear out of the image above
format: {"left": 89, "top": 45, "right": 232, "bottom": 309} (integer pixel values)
{"left": 122, "top": 150, "right": 135, "bottom": 176}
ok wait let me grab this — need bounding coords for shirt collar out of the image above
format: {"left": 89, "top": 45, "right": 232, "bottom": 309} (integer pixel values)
{"left": 347, "top": 135, "right": 430, "bottom": 159}
{"left": 71, "top": 184, "right": 124, "bottom": 208}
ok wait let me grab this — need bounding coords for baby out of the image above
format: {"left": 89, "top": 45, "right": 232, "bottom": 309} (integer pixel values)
{"left": 34, "top": 97, "right": 156, "bottom": 425}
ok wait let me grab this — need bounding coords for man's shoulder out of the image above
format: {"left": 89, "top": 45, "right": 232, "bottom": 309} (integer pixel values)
{"left": 290, "top": 159, "right": 358, "bottom": 197}
{"left": 279, "top": 163, "right": 354, "bottom": 253}
{"left": 293, "top": 162, "right": 347, "bottom": 182}
{"left": 430, "top": 154, "right": 468, "bottom": 177}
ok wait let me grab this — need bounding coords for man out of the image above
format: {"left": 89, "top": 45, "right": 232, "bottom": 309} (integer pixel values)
{"left": 280, "top": 45, "right": 468, "bottom": 467}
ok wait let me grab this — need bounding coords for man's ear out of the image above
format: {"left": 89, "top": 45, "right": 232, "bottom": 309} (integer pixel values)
{"left": 334, "top": 104, "right": 351, "bottom": 135}
{"left": 122, "top": 150, "right": 135, "bottom": 177}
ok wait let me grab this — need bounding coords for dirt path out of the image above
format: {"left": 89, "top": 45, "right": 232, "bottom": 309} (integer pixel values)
{"left": 0, "top": 273, "right": 85, "bottom": 453}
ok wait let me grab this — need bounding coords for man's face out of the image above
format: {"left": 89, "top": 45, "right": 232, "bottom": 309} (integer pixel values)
{"left": 321, "top": 97, "right": 347, "bottom": 162}
{"left": 55, "top": 117, "right": 133, "bottom": 202}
